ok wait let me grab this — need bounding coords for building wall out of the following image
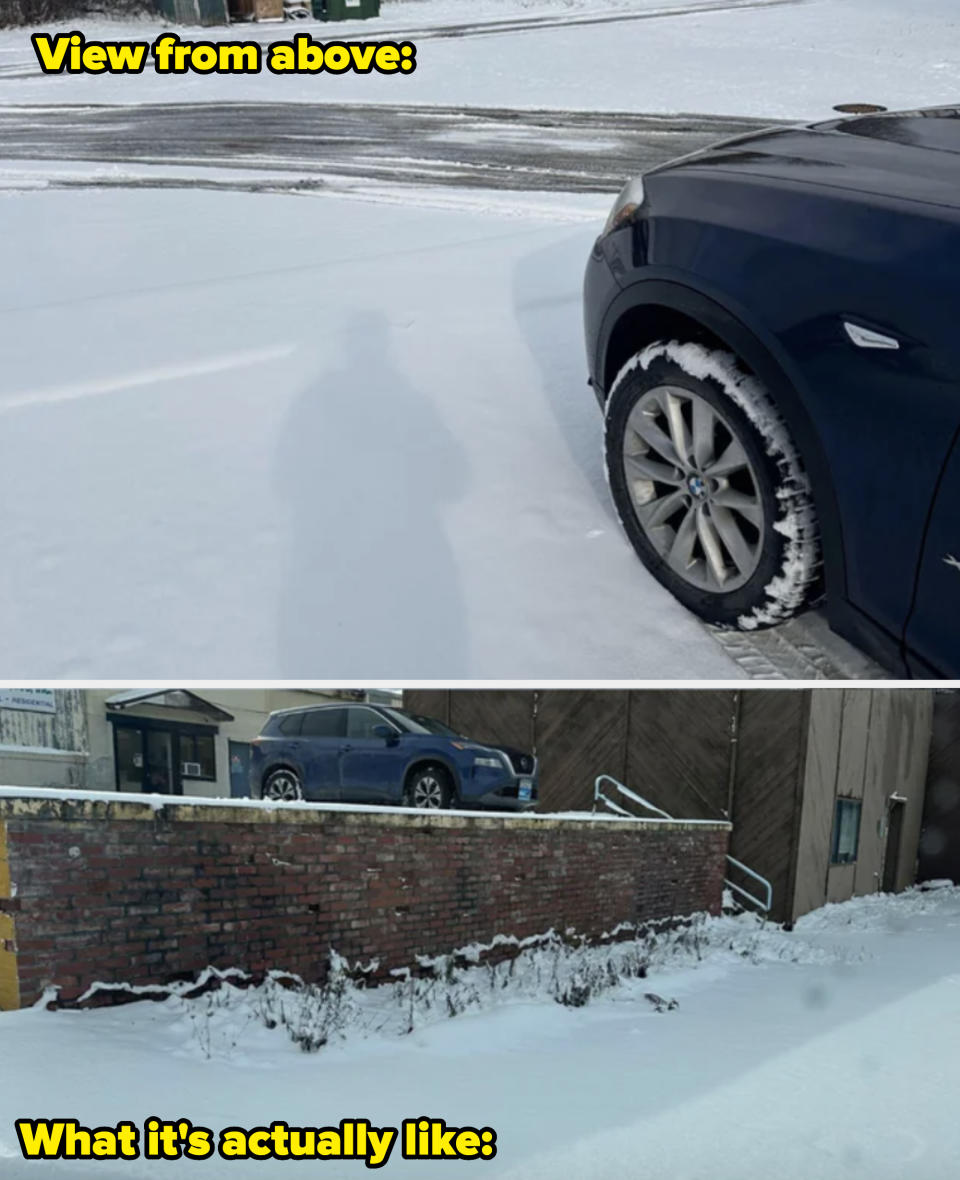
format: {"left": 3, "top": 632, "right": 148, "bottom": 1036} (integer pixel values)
{"left": 39, "top": 689, "right": 347, "bottom": 798}
{"left": 792, "top": 689, "right": 932, "bottom": 922}
{"left": 728, "top": 690, "right": 810, "bottom": 924}
{"left": 406, "top": 689, "right": 738, "bottom": 815}
{"left": 0, "top": 690, "right": 370, "bottom": 800}
{"left": 919, "top": 691, "right": 960, "bottom": 883}
{"left": 0, "top": 690, "right": 89, "bottom": 792}
{"left": 0, "top": 792, "right": 730, "bottom": 1009}
{"left": 411, "top": 688, "right": 936, "bottom": 926}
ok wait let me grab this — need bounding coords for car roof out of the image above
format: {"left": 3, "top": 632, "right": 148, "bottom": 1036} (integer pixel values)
{"left": 652, "top": 105, "right": 960, "bottom": 213}
{"left": 268, "top": 701, "right": 381, "bottom": 718}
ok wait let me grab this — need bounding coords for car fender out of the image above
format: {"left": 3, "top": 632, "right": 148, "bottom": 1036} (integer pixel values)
{"left": 402, "top": 750, "right": 463, "bottom": 800}
{"left": 597, "top": 270, "right": 846, "bottom": 606}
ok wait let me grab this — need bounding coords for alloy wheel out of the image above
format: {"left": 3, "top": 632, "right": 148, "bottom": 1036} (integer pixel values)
{"left": 621, "top": 384, "right": 765, "bottom": 593}
{"left": 412, "top": 774, "right": 445, "bottom": 809}
{"left": 263, "top": 771, "right": 302, "bottom": 801}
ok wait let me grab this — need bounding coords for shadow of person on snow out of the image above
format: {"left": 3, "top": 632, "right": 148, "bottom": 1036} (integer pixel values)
{"left": 275, "top": 309, "right": 470, "bottom": 677}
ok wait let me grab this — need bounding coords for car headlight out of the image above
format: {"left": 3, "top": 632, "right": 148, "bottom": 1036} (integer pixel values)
{"left": 602, "top": 176, "right": 646, "bottom": 237}
{"left": 473, "top": 756, "right": 503, "bottom": 769}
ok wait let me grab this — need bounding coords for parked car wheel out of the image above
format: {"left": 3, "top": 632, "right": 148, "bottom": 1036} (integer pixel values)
{"left": 262, "top": 768, "right": 304, "bottom": 802}
{"left": 406, "top": 765, "right": 453, "bottom": 809}
{"left": 604, "top": 342, "right": 820, "bottom": 629}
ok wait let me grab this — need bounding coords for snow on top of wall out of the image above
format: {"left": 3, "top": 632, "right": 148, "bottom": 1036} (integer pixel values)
{"left": 0, "top": 785, "right": 728, "bottom": 826}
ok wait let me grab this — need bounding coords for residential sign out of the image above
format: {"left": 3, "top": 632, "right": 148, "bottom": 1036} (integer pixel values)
{"left": 0, "top": 689, "right": 57, "bottom": 714}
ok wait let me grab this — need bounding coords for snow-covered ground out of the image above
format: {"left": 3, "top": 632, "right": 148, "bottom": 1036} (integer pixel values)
{"left": 0, "top": 0, "right": 954, "bottom": 675}
{"left": 0, "top": 0, "right": 957, "bottom": 117}
{"left": 2, "top": 887, "right": 960, "bottom": 1178}
{"left": 0, "top": 182, "right": 749, "bottom": 678}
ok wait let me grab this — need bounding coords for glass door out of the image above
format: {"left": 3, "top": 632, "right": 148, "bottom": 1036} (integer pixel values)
{"left": 145, "top": 730, "right": 176, "bottom": 794}
{"left": 115, "top": 727, "right": 144, "bottom": 793}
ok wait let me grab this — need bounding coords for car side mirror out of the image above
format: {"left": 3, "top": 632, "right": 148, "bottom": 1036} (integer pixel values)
{"left": 372, "top": 724, "right": 399, "bottom": 744}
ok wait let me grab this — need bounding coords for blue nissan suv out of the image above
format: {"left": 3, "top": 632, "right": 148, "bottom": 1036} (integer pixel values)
{"left": 250, "top": 703, "right": 538, "bottom": 811}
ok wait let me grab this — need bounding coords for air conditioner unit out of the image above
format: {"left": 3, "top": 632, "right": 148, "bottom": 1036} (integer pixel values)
{"left": 181, "top": 761, "right": 202, "bottom": 777}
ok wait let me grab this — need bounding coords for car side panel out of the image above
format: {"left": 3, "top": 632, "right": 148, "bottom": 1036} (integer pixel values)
{"left": 905, "top": 429, "right": 960, "bottom": 676}
{"left": 638, "top": 170, "right": 960, "bottom": 642}
{"left": 258, "top": 735, "right": 340, "bottom": 801}
{"left": 339, "top": 737, "right": 410, "bottom": 803}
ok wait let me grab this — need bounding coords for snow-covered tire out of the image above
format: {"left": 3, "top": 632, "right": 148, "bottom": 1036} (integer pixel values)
{"left": 604, "top": 340, "right": 820, "bottom": 630}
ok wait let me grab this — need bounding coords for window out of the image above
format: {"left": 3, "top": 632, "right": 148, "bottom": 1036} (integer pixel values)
{"left": 831, "top": 798, "right": 862, "bottom": 864}
{"left": 179, "top": 733, "right": 216, "bottom": 780}
{"left": 381, "top": 707, "right": 462, "bottom": 737}
{"left": 278, "top": 712, "right": 303, "bottom": 736}
{"left": 111, "top": 719, "right": 216, "bottom": 794}
{"left": 300, "top": 708, "right": 346, "bottom": 738}
{"left": 347, "top": 707, "right": 396, "bottom": 740}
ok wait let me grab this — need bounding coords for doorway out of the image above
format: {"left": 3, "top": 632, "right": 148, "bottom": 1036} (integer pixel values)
{"left": 229, "top": 741, "right": 251, "bottom": 798}
{"left": 883, "top": 798, "right": 906, "bottom": 893}
{"left": 111, "top": 717, "right": 217, "bottom": 795}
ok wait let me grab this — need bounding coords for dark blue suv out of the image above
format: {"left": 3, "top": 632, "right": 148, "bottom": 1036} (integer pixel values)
{"left": 250, "top": 703, "right": 538, "bottom": 811}
{"left": 583, "top": 104, "right": 960, "bottom": 677}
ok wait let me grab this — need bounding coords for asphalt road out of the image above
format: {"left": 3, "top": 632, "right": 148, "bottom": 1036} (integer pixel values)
{"left": 0, "top": 101, "right": 775, "bottom": 191}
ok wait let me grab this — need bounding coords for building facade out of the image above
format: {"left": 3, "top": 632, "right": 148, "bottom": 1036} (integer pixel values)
{"left": 404, "top": 688, "right": 934, "bottom": 924}
{"left": 0, "top": 688, "right": 395, "bottom": 799}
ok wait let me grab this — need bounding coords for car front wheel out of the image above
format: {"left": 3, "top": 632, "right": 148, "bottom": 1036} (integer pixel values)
{"left": 262, "top": 768, "right": 304, "bottom": 802}
{"left": 604, "top": 340, "right": 820, "bottom": 629}
{"left": 407, "top": 766, "right": 453, "bottom": 810}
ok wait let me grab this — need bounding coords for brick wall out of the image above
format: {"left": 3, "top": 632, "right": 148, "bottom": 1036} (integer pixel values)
{"left": 0, "top": 792, "right": 730, "bottom": 1009}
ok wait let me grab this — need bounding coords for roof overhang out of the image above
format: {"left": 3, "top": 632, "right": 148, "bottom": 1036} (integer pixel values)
{"left": 105, "top": 689, "right": 234, "bottom": 723}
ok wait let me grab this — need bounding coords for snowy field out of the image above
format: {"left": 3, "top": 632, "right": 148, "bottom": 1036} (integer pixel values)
{"left": 2, "top": 887, "right": 960, "bottom": 1178}
{"left": 0, "top": 0, "right": 957, "bottom": 117}
{"left": 0, "top": 182, "right": 749, "bottom": 678}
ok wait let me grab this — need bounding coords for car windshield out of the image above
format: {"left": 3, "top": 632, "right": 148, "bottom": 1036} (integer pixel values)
{"left": 380, "top": 708, "right": 463, "bottom": 738}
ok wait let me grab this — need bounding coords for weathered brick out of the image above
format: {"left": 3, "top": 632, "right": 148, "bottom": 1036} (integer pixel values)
{"left": 1, "top": 802, "right": 729, "bottom": 1007}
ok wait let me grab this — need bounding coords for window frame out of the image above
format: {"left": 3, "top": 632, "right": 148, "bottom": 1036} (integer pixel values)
{"left": 346, "top": 706, "right": 400, "bottom": 741}
{"left": 299, "top": 707, "right": 348, "bottom": 739}
{"left": 277, "top": 712, "right": 304, "bottom": 736}
{"left": 110, "top": 715, "right": 219, "bottom": 792}
{"left": 178, "top": 732, "right": 217, "bottom": 781}
{"left": 831, "top": 797, "right": 863, "bottom": 865}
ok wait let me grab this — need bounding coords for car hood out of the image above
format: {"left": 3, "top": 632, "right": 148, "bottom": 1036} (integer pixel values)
{"left": 651, "top": 106, "right": 960, "bottom": 213}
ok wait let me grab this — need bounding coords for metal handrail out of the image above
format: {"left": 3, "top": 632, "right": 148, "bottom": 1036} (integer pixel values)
{"left": 594, "top": 774, "right": 674, "bottom": 820}
{"left": 723, "top": 855, "right": 773, "bottom": 914}
{"left": 592, "top": 774, "right": 773, "bottom": 915}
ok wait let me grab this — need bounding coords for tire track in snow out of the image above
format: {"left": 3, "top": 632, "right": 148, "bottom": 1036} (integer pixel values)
{"left": 0, "top": 101, "right": 776, "bottom": 192}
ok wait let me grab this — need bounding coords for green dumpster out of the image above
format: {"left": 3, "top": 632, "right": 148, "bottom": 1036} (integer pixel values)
{"left": 313, "top": 0, "right": 379, "bottom": 20}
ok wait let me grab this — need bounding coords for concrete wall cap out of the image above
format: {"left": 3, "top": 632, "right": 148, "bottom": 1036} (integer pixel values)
{"left": 0, "top": 786, "right": 732, "bottom": 832}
